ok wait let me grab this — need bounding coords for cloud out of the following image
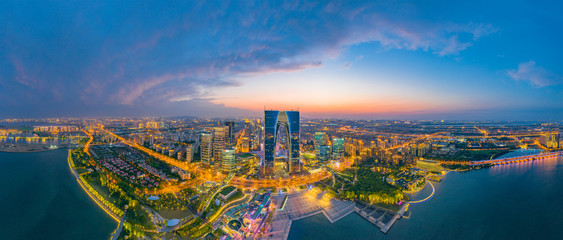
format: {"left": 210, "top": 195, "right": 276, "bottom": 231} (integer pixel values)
{"left": 468, "top": 23, "right": 498, "bottom": 40}
{"left": 0, "top": 0, "right": 498, "bottom": 117}
{"left": 437, "top": 35, "right": 473, "bottom": 56}
{"left": 507, "top": 61, "right": 562, "bottom": 87}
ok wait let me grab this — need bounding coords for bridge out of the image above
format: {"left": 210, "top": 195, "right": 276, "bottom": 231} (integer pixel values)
{"left": 440, "top": 151, "right": 563, "bottom": 166}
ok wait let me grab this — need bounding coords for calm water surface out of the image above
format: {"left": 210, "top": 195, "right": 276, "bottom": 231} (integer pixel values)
{"left": 0, "top": 150, "right": 116, "bottom": 240}
{"left": 289, "top": 155, "right": 563, "bottom": 240}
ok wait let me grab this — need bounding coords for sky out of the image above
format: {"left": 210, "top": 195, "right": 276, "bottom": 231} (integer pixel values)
{"left": 0, "top": 0, "right": 561, "bottom": 120}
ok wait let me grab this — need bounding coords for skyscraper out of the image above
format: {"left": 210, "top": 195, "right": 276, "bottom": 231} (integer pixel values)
{"left": 244, "top": 118, "right": 251, "bottom": 137}
{"left": 222, "top": 148, "right": 235, "bottom": 172}
{"left": 332, "top": 137, "right": 344, "bottom": 160}
{"left": 201, "top": 133, "right": 213, "bottom": 165}
{"left": 539, "top": 133, "right": 560, "bottom": 148}
{"left": 224, "top": 121, "right": 235, "bottom": 147}
{"left": 319, "top": 145, "right": 331, "bottom": 161}
{"left": 185, "top": 143, "right": 193, "bottom": 162}
{"left": 314, "top": 132, "right": 328, "bottom": 161}
{"left": 241, "top": 137, "right": 250, "bottom": 152}
{"left": 263, "top": 110, "right": 300, "bottom": 177}
{"left": 213, "top": 126, "right": 228, "bottom": 163}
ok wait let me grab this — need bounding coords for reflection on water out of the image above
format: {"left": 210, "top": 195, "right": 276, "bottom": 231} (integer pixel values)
{"left": 490, "top": 149, "right": 556, "bottom": 177}
{"left": 290, "top": 154, "right": 563, "bottom": 240}
{"left": 0, "top": 135, "right": 78, "bottom": 145}
{"left": 489, "top": 155, "right": 559, "bottom": 177}
{"left": 496, "top": 148, "right": 544, "bottom": 159}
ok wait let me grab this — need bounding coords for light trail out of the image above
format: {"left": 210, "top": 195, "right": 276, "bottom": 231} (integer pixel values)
{"left": 81, "top": 129, "right": 93, "bottom": 157}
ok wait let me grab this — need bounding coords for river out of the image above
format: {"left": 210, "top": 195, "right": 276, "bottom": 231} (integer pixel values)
{"left": 289, "top": 153, "right": 563, "bottom": 239}
{"left": 0, "top": 150, "right": 116, "bottom": 240}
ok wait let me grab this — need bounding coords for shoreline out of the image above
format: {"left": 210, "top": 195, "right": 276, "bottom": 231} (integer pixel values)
{"left": 0, "top": 143, "right": 69, "bottom": 153}
{"left": 67, "top": 149, "right": 124, "bottom": 239}
{"left": 0, "top": 148, "right": 57, "bottom": 153}
{"left": 67, "top": 149, "right": 122, "bottom": 222}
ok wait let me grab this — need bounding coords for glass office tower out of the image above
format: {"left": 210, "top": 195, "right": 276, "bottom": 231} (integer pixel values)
{"left": 262, "top": 110, "right": 301, "bottom": 177}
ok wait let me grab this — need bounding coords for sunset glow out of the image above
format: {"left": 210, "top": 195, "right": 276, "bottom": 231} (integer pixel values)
{"left": 0, "top": 1, "right": 560, "bottom": 119}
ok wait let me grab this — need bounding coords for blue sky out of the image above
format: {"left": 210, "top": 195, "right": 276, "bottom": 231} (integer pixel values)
{"left": 0, "top": 0, "right": 561, "bottom": 120}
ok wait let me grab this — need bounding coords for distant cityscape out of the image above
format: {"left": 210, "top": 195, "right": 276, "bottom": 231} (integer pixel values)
{"left": 0, "top": 113, "right": 561, "bottom": 239}
{"left": 2, "top": 0, "right": 563, "bottom": 239}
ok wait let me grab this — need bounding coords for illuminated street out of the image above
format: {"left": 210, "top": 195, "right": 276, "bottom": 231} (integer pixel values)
{"left": 1, "top": 1, "right": 562, "bottom": 239}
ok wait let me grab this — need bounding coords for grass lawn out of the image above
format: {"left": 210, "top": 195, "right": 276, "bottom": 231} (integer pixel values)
{"left": 302, "top": 153, "right": 315, "bottom": 159}
{"left": 157, "top": 209, "right": 193, "bottom": 219}
{"left": 220, "top": 186, "right": 236, "bottom": 196}
{"left": 239, "top": 153, "right": 254, "bottom": 158}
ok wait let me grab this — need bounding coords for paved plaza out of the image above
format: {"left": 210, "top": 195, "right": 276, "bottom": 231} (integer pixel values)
{"left": 263, "top": 188, "right": 355, "bottom": 240}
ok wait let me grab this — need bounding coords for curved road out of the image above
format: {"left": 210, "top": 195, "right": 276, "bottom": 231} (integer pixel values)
{"left": 209, "top": 194, "right": 253, "bottom": 223}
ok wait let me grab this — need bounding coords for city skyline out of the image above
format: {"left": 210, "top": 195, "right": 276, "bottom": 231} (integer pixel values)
{"left": 1, "top": 1, "right": 563, "bottom": 239}
{"left": 1, "top": 1, "right": 562, "bottom": 120}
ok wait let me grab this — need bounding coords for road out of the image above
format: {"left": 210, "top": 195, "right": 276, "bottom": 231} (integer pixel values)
{"left": 209, "top": 193, "right": 253, "bottom": 223}
{"left": 81, "top": 129, "right": 93, "bottom": 157}
{"left": 229, "top": 170, "right": 331, "bottom": 189}
{"left": 100, "top": 125, "right": 333, "bottom": 190}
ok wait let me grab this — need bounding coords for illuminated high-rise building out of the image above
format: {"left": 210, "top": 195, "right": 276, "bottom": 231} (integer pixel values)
{"left": 263, "top": 110, "right": 300, "bottom": 177}
{"left": 357, "top": 139, "right": 364, "bottom": 152}
{"left": 213, "top": 126, "right": 228, "bottom": 163}
{"left": 241, "top": 137, "right": 250, "bottom": 152}
{"left": 222, "top": 148, "right": 235, "bottom": 172}
{"left": 185, "top": 143, "right": 193, "bottom": 162}
{"left": 201, "top": 133, "right": 213, "bottom": 165}
{"left": 224, "top": 121, "right": 235, "bottom": 147}
{"left": 319, "top": 145, "right": 331, "bottom": 161}
{"left": 540, "top": 133, "right": 560, "bottom": 148}
{"left": 332, "top": 137, "right": 344, "bottom": 160}
{"left": 244, "top": 118, "right": 251, "bottom": 137}
{"left": 314, "top": 132, "right": 328, "bottom": 161}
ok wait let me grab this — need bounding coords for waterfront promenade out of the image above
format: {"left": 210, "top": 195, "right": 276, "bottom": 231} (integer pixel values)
{"left": 67, "top": 150, "right": 123, "bottom": 239}
{"left": 410, "top": 180, "right": 435, "bottom": 204}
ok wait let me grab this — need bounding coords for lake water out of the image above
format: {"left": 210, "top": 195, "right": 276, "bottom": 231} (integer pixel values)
{"left": 289, "top": 153, "right": 563, "bottom": 240}
{"left": 1, "top": 148, "right": 561, "bottom": 240}
{"left": 0, "top": 150, "right": 116, "bottom": 240}
{"left": 0, "top": 136, "right": 74, "bottom": 145}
